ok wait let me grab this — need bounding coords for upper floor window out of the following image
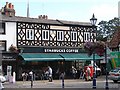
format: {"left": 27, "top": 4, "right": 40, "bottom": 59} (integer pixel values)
{"left": 0, "top": 22, "right": 5, "bottom": 34}
{"left": 84, "top": 32, "right": 90, "bottom": 41}
{"left": 26, "top": 29, "right": 34, "bottom": 40}
{"left": 57, "top": 31, "right": 63, "bottom": 41}
{"left": 0, "top": 41, "right": 6, "bottom": 51}
{"left": 71, "top": 31, "right": 77, "bottom": 41}
{"left": 42, "top": 30, "right": 49, "bottom": 40}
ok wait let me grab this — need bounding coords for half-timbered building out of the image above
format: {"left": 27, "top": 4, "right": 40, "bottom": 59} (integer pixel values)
{"left": 0, "top": 2, "right": 100, "bottom": 80}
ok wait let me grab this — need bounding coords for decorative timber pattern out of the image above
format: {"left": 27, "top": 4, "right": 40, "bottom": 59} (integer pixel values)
{"left": 17, "top": 22, "right": 95, "bottom": 47}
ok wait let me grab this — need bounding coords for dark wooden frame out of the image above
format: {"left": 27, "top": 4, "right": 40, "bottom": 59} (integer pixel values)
{"left": 17, "top": 22, "right": 96, "bottom": 47}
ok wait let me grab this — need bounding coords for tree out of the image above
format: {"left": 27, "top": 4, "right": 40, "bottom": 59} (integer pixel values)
{"left": 84, "top": 41, "right": 105, "bottom": 56}
{"left": 8, "top": 44, "right": 19, "bottom": 53}
{"left": 97, "top": 17, "right": 120, "bottom": 41}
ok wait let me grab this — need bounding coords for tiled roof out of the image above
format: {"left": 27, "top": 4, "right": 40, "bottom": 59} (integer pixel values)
{"left": 109, "top": 29, "right": 120, "bottom": 48}
{"left": 0, "top": 14, "right": 92, "bottom": 26}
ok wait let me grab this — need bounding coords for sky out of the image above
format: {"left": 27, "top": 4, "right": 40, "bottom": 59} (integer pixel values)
{"left": 0, "top": 0, "right": 119, "bottom": 24}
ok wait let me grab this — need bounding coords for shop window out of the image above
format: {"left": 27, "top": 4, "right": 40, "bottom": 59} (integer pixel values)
{"left": 26, "top": 29, "right": 34, "bottom": 40}
{"left": 0, "top": 22, "right": 5, "bottom": 34}
{"left": 71, "top": 31, "right": 77, "bottom": 41}
{"left": 0, "top": 41, "right": 6, "bottom": 51}
{"left": 57, "top": 31, "right": 63, "bottom": 41}
{"left": 42, "top": 30, "right": 49, "bottom": 40}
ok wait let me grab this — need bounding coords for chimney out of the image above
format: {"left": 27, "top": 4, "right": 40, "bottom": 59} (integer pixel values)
{"left": 1, "top": 2, "right": 15, "bottom": 16}
{"left": 1, "top": 7, "right": 4, "bottom": 13}
{"left": 38, "top": 15, "right": 48, "bottom": 19}
{"left": 12, "top": 5, "right": 14, "bottom": 9}
{"left": 6, "top": 2, "right": 9, "bottom": 9}
{"left": 9, "top": 3, "right": 13, "bottom": 9}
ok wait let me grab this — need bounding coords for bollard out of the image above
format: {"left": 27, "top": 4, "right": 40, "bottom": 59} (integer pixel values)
{"left": 31, "top": 74, "right": 33, "bottom": 88}
{"left": 13, "top": 72, "right": 16, "bottom": 83}
{"left": 61, "top": 73, "right": 64, "bottom": 88}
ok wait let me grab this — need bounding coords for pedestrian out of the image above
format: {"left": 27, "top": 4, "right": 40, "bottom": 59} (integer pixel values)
{"left": 47, "top": 66, "right": 53, "bottom": 82}
{"left": 22, "top": 72, "right": 28, "bottom": 81}
{"left": 79, "top": 68, "right": 84, "bottom": 79}
{"left": 86, "top": 66, "right": 91, "bottom": 81}
{"left": 71, "top": 66, "right": 77, "bottom": 79}
{"left": 29, "top": 71, "right": 33, "bottom": 81}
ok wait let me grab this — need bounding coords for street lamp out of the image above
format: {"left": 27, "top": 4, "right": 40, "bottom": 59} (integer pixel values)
{"left": 105, "top": 45, "right": 109, "bottom": 89}
{"left": 90, "top": 13, "right": 97, "bottom": 89}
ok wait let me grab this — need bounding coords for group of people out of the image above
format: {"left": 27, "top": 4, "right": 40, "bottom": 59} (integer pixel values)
{"left": 22, "top": 66, "right": 53, "bottom": 82}
{"left": 22, "top": 65, "right": 93, "bottom": 82}
{"left": 71, "top": 65, "right": 92, "bottom": 81}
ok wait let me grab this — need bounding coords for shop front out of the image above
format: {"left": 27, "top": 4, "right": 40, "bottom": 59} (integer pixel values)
{"left": 16, "top": 47, "right": 103, "bottom": 80}
{"left": 2, "top": 52, "right": 18, "bottom": 80}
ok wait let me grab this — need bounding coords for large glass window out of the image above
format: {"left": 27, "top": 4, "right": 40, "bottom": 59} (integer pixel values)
{"left": 71, "top": 31, "right": 77, "bottom": 41}
{"left": 26, "top": 29, "right": 34, "bottom": 40}
{"left": 57, "top": 31, "right": 63, "bottom": 41}
{"left": 42, "top": 30, "right": 49, "bottom": 40}
{"left": 0, "top": 41, "right": 6, "bottom": 51}
{"left": 0, "top": 22, "right": 5, "bottom": 34}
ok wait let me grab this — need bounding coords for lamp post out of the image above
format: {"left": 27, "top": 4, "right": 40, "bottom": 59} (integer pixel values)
{"left": 59, "top": 54, "right": 65, "bottom": 88}
{"left": 105, "top": 45, "right": 109, "bottom": 89}
{"left": 90, "top": 14, "right": 97, "bottom": 89}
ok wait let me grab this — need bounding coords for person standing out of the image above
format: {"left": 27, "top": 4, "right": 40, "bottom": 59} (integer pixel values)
{"left": 47, "top": 66, "right": 53, "bottom": 82}
{"left": 22, "top": 72, "right": 28, "bottom": 81}
{"left": 71, "top": 66, "right": 77, "bottom": 79}
{"left": 86, "top": 66, "right": 91, "bottom": 81}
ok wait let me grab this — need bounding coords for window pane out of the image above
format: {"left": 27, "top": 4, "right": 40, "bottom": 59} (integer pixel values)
{"left": 43, "top": 31, "right": 45, "bottom": 39}
{"left": 57, "top": 31, "right": 63, "bottom": 41}
{"left": 26, "top": 29, "right": 34, "bottom": 40}
{"left": 58, "top": 32, "right": 60, "bottom": 40}
{"left": 42, "top": 30, "right": 49, "bottom": 40}
{"left": 71, "top": 32, "right": 77, "bottom": 41}
{"left": 0, "top": 23, "right": 5, "bottom": 34}
{"left": 61, "top": 32, "right": 63, "bottom": 40}
{"left": 46, "top": 31, "right": 48, "bottom": 39}
{"left": 27, "top": 30, "right": 29, "bottom": 39}
{"left": 0, "top": 41, "right": 6, "bottom": 51}
{"left": 74, "top": 33, "right": 76, "bottom": 40}
{"left": 84, "top": 33, "right": 86, "bottom": 40}
{"left": 87, "top": 33, "right": 89, "bottom": 40}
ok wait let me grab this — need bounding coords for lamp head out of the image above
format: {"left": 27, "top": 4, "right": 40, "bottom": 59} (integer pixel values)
{"left": 90, "top": 13, "right": 97, "bottom": 26}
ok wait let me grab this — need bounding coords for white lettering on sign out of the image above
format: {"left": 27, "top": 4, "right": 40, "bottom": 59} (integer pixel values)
{"left": 44, "top": 48, "right": 79, "bottom": 53}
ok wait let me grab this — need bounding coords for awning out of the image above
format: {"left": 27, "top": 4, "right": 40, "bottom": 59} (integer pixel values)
{"left": 19, "top": 53, "right": 103, "bottom": 62}
{"left": 59, "top": 53, "right": 103, "bottom": 61}
{"left": 19, "top": 53, "right": 63, "bottom": 61}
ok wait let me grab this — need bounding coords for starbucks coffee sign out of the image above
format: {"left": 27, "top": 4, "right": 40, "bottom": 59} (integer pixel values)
{"left": 44, "top": 48, "right": 79, "bottom": 53}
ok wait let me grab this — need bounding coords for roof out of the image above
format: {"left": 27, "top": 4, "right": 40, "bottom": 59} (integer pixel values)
{"left": 109, "top": 29, "right": 120, "bottom": 48}
{"left": 0, "top": 14, "right": 92, "bottom": 26}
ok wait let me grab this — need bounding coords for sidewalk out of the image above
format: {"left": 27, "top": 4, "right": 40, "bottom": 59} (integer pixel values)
{"left": 3, "top": 75, "right": 118, "bottom": 88}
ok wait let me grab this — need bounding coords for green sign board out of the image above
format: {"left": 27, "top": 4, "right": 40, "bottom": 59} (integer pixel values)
{"left": 110, "top": 51, "right": 120, "bottom": 68}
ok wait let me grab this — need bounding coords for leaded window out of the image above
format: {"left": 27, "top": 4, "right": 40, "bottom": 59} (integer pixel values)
{"left": 26, "top": 29, "right": 34, "bottom": 40}
{"left": 71, "top": 31, "right": 77, "bottom": 41}
{"left": 57, "top": 31, "right": 63, "bottom": 41}
{"left": 42, "top": 30, "right": 49, "bottom": 40}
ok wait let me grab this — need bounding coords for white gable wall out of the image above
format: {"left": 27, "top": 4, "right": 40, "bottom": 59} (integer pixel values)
{"left": 0, "top": 22, "right": 16, "bottom": 51}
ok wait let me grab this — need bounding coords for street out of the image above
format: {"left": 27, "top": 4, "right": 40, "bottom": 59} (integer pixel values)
{"left": 2, "top": 75, "right": 120, "bottom": 89}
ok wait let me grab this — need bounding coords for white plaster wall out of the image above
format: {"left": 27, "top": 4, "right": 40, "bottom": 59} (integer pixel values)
{"left": 0, "top": 22, "right": 16, "bottom": 51}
